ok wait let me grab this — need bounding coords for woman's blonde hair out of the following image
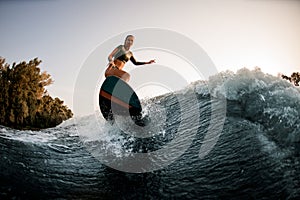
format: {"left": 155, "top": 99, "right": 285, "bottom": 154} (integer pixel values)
{"left": 125, "top": 35, "right": 134, "bottom": 41}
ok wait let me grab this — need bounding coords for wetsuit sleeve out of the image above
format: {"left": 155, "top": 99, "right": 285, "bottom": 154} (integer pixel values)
{"left": 130, "top": 55, "right": 146, "bottom": 65}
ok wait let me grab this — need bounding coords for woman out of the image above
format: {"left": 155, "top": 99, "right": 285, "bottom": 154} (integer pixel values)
{"left": 105, "top": 35, "right": 155, "bottom": 82}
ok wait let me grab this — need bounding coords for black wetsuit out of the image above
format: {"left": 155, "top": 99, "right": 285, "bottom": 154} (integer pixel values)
{"left": 114, "top": 45, "right": 146, "bottom": 65}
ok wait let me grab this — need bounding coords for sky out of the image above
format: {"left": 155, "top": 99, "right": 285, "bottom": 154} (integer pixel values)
{"left": 1, "top": 0, "right": 300, "bottom": 116}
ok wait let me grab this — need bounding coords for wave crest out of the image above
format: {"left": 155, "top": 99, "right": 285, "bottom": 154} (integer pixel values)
{"left": 195, "top": 67, "right": 300, "bottom": 147}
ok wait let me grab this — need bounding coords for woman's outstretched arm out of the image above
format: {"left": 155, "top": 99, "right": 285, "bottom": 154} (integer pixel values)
{"left": 130, "top": 56, "right": 155, "bottom": 65}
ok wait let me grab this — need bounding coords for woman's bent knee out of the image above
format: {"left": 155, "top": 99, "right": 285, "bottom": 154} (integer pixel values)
{"left": 122, "top": 73, "right": 130, "bottom": 82}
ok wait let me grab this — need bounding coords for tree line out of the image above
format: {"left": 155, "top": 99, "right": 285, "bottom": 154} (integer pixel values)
{"left": 0, "top": 57, "right": 73, "bottom": 130}
{"left": 282, "top": 72, "right": 300, "bottom": 86}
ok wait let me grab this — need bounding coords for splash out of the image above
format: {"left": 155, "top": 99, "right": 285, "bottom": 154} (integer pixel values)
{"left": 204, "top": 67, "right": 300, "bottom": 146}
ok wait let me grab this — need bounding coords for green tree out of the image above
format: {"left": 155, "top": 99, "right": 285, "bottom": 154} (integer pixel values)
{"left": 282, "top": 72, "right": 300, "bottom": 86}
{"left": 0, "top": 57, "right": 73, "bottom": 130}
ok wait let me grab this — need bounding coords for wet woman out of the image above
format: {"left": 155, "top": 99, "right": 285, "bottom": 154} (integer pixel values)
{"left": 105, "top": 35, "right": 155, "bottom": 82}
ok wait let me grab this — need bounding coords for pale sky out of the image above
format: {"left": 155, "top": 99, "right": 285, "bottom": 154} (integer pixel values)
{"left": 1, "top": 0, "right": 300, "bottom": 116}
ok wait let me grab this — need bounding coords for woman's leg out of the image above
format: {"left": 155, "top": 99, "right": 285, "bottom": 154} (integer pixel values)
{"left": 105, "top": 67, "right": 130, "bottom": 82}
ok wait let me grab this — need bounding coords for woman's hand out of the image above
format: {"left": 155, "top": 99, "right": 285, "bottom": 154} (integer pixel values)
{"left": 108, "top": 60, "right": 115, "bottom": 66}
{"left": 147, "top": 59, "right": 155, "bottom": 64}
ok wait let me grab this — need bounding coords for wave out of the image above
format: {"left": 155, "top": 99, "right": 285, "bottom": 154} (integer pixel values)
{"left": 191, "top": 67, "right": 300, "bottom": 149}
{"left": 1, "top": 67, "right": 299, "bottom": 199}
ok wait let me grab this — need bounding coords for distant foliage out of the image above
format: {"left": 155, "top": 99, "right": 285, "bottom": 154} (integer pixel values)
{"left": 282, "top": 72, "right": 300, "bottom": 86}
{"left": 0, "top": 58, "right": 73, "bottom": 130}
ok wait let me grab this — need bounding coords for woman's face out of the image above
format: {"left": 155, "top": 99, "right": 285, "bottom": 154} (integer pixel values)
{"left": 124, "top": 36, "right": 134, "bottom": 49}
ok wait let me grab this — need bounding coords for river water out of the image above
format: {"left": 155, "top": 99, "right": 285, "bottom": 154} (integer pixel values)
{"left": 1, "top": 68, "right": 299, "bottom": 199}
